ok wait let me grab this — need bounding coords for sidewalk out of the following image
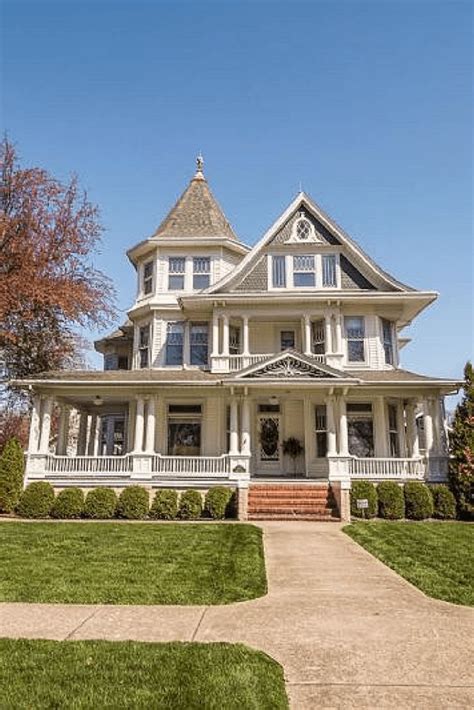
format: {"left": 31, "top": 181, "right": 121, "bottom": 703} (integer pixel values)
{"left": 1, "top": 522, "right": 473, "bottom": 709}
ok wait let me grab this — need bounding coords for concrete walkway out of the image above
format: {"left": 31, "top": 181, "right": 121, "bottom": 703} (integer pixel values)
{"left": 1, "top": 522, "right": 473, "bottom": 709}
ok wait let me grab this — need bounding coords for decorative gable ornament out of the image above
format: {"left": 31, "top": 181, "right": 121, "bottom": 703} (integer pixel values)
{"left": 239, "top": 352, "right": 342, "bottom": 380}
{"left": 286, "top": 211, "right": 322, "bottom": 244}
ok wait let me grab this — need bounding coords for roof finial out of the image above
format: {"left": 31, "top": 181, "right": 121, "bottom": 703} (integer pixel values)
{"left": 196, "top": 153, "right": 204, "bottom": 173}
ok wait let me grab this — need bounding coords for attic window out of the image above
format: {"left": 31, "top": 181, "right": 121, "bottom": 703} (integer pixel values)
{"left": 296, "top": 218, "right": 312, "bottom": 240}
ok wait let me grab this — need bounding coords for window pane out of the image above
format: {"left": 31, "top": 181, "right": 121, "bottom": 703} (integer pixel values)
{"left": 193, "top": 257, "right": 210, "bottom": 273}
{"left": 169, "top": 257, "right": 185, "bottom": 273}
{"left": 312, "top": 320, "right": 325, "bottom": 354}
{"left": 190, "top": 324, "right": 208, "bottom": 365}
{"left": 316, "top": 432, "right": 327, "bottom": 458}
{"left": 139, "top": 326, "right": 149, "bottom": 348}
{"left": 348, "top": 419, "right": 374, "bottom": 457}
{"left": 280, "top": 330, "right": 295, "bottom": 350}
{"left": 168, "top": 422, "right": 201, "bottom": 455}
{"left": 345, "top": 316, "right": 364, "bottom": 338}
{"left": 139, "top": 348, "right": 149, "bottom": 368}
{"left": 294, "top": 272, "right": 315, "bottom": 287}
{"left": 293, "top": 255, "right": 315, "bottom": 271}
{"left": 166, "top": 323, "right": 183, "bottom": 365}
{"left": 382, "top": 318, "right": 394, "bottom": 365}
{"left": 193, "top": 274, "right": 210, "bottom": 290}
{"left": 168, "top": 274, "right": 185, "bottom": 290}
{"left": 348, "top": 340, "right": 365, "bottom": 361}
{"left": 322, "top": 255, "right": 336, "bottom": 287}
{"left": 272, "top": 255, "right": 286, "bottom": 287}
{"left": 229, "top": 326, "right": 241, "bottom": 354}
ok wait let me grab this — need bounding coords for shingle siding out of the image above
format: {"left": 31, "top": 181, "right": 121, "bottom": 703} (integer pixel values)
{"left": 270, "top": 209, "right": 340, "bottom": 246}
{"left": 235, "top": 256, "right": 268, "bottom": 291}
{"left": 340, "top": 255, "right": 377, "bottom": 290}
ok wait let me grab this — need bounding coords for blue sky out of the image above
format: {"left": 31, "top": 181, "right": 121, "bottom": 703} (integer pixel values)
{"left": 2, "top": 0, "right": 472, "bottom": 396}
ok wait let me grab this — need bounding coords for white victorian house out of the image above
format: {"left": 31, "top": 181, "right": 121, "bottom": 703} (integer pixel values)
{"left": 16, "top": 158, "right": 458, "bottom": 520}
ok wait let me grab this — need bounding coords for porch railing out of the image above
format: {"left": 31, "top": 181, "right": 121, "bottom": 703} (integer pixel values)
{"left": 45, "top": 455, "right": 132, "bottom": 474}
{"left": 151, "top": 454, "right": 231, "bottom": 476}
{"left": 348, "top": 457, "right": 425, "bottom": 480}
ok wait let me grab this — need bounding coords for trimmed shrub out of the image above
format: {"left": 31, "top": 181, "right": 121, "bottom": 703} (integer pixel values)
{"left": 431, "top": 485, "right": 456, "bottom": 520}
{"left": 51, "top": 488, "right": 84, "bottom": 519}
{"left": 179, "top": 489, "right": 203, "bottom": 520}
{"left": 150, "top": 489, "right": 178, "bottom": 520}
{"left": 116, "top": 486, "right": 149, "bottom": 520}
{"left": 404, "top": 481, "right": 434, "bottom": 520}
{"left": 377, "top": 481, "right": 405, "bottom": 520}
{"left": 350, "top": 481, "right": 377, "bottom": 518}
{"left": 83, "top": 488, "right": 117, "bottom": 519}
{"left": 0, "top": 438, "right": 25, "bottom": 513}
{"left": 16, "top": 481, "right": 55, "bottom": 518}
{"left": 204, "top": 486, "right": 233, "bottom": 520}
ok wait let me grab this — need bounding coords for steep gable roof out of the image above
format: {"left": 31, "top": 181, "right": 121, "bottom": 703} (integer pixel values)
{"left": 152, "top": 161, "right": 239, "bottom": 241}
{"left": 207, "top": 191, "right": 416, "bottom": 293}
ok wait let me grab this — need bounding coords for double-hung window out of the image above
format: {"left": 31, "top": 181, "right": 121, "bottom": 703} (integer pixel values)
{"left": 293, "top": 255, "right": 315, "bottom": 287}
{"left": 272, "top": 255, "right": 286, "bottom": 288}
{"left": 347, "top": 403, "right": 374, "bottom": 457}
{"left": 345, "top": 316, "right": 365, "bottom": 362}
{"left": 312, "top": 319, "right": 325, "bottom": 355}
{"left": 193, "top": 257, "right": 210, "bottom": 290}
{"left": 322, "top": 255, "right": 337, "bottom": 287}
{"left": 143, "top": 261, "right": 154, "bottom": 295}
{"left": 165, "top": 322, "right": 184, "bottom": 365}
{"left": 168, "top": 257, "right": 186, "bottom": 290}
{"left": 388, "top": 404, "right": 399, "bottom": 457}
{"left": 382, "top": 318, "right": 395, "bottom": 365}
{"left": 190, "top": 323, "right": 209, "bottom": 366}
{"left": 168, "top": 404, "right": 202, "bottom": 456}
{"left": 138, "top": 324, "right": 150, "bottom": 368}
{"left": 315, "top": 405, "right": 328, "bottom": 458}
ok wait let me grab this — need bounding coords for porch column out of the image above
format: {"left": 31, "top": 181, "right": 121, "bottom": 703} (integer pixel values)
{"left": 325, "top": 395, "right": 337, "bottom": 456}
{"left": 406, "top": 400, "right": 420, "bottom": 457}
{"left": 145, "top": 396, "right": 156, "bottom": 454}
{"left": 303, "top": 314, "right": 312, "bottom": 355}
{"left": 373, "top": 396, "right": 388, "bottom": 457}
{"left": 222, "top": 314, "right": 230, "bottom": 357}
{"left": 240, "top": 397, "right": 251, "bottom": 455}
{"left": 303, "top": 396, "right": 314, "bottom": 472}
{"left": 106, "top": 416, "right": 115, "bottom": 456}
{"left": 229, "top": 397, "right": 239, "bottom": 455}
{"left": 27, "top": 394, "right": 41, "bottom": 454}
{"left": 242, "top": 315, "right": 250, "bottom": 356}
{"left": 324, "top": 313, "right": 333, "bottom": 355}
{"left": 57, "top": 405, "right": 70, "bottom": 455}
{"left": 337, "top": 397, "right": 349, "bottom": 456}
{"left": 432, "top": 397, "right": 444, "bottom": 455}
{"left": 335, "top": 313, "right": 343, "bottom": 353}
{"left": 423, "top": 398, "right": 434, "bottom": 456}
{"left": 211, "top": 311, "right": 220, "bottom": 357}
{"left": 38, "top": 396, "right": 53, "bottom": 455}
{"left": 396, "top": 400, "right": 407, "bottom": 457}
{"left": 134, "top": 396, "right": 145, "bottom": 452}
{"left": 77, "top": 411, "right": 88, "bottom": 455}
{"left": 87, "top": 414, "right": 100, "bottom": 456}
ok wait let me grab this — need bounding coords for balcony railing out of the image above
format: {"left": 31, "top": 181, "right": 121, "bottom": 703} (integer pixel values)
{"left": 45, "top": 455, "right": 132, "bottom": 474}
{"left": 348, "top": 457, "right": 425, "bottom": 480}
{"left": 228, "top": 352, "right": 326, "bottom": 372}
{"left": 151, "top": 454, "right": 230, "bottom": 476}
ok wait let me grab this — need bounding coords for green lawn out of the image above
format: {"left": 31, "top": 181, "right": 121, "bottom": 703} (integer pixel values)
{"left": 0, "top": 522, "right": 266, "bottom": 604}
{"left": 0, "top": 639, "right": 288, "bottom": 710}
{"left": 344, "top": 521, "right": 474, "bottom": 606}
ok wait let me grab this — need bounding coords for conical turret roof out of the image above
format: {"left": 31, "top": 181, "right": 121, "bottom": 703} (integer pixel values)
{"left": 153, "top": 158, "right": 239, "bottom": 241}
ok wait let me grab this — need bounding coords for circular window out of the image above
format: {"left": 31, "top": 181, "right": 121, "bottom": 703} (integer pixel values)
{"left": 296, "top": 218, "right": 311, "bottom": 240}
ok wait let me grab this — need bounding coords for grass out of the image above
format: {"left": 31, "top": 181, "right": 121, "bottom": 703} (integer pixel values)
{"left": 0, "top": 521, "right": 266, "bottom": 605}
{"left": 344, "top": 521, "right": 474, "bottom": 606}
{"left": 0, "top": 639, "right": 288, "bottom": 710}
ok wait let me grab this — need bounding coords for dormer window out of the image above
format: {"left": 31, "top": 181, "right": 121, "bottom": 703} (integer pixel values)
{"left": 143, "top": 261, "right": 154, "bottom": 295}
{"left": 193, "top": 257, "right": 210, "bottom": 290}
{"left": 168, "top": 257, "right": 185, "bottom": 290}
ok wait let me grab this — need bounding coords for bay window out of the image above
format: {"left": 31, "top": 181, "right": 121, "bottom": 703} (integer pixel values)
{"left": 138, "top": 324, "right": 150, "bottom": 368}
{"left": 168, "top": 257, "right": 185, "bottom": 290}
{"left": 165, "top": 322, "right": 184, "bottom": 365}
{"left": 345, "top": 316, "right": 365, "bottom": 362}
{"left": 193, "top": 257, "right": 210, "bottom": 290}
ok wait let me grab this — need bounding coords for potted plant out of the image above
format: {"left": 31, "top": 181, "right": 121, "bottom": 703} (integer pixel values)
{"left": 282, "top": 437, "right": 304, "bottom": 476}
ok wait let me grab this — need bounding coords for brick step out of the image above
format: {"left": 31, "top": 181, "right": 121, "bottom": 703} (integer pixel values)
{"left": 250, "top": 485, "right": 330, "bottom": 491}
{"left": 249, "top": 489, "right": 331, "bottom": 498}
{"left": 248, "top": 513, "right": 340, "bottom": 521}
{"left": 248, "top": 506, "right": 337, "bottom": 515}
{"left": 249, "top": 497, "right": 331, "bottom": 506}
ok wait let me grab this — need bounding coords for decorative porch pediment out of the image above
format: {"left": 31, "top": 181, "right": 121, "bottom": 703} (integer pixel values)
{"left": 235, "top": 351, "right": 351, "bottom": 380}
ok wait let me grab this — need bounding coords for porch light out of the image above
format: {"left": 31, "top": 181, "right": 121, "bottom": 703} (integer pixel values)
{"left": 93, "top": 396, "right": 103, "bottom": 406}
{"left": 268, "top": 396, "right": 279, "bottom": 406}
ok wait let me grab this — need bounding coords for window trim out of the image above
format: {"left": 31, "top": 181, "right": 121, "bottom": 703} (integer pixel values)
{"left": 165, "top": 321, "right": 184, "bottom": 366}
{"left": 314, "top": 404, "right": 328, "bottom": 458}
{"left": 138, "top": 323, "right": 151, "bottom": 369}
{"left": 381, "top": 317, "right": 395, "bottom": 366}
{"left": 268, "top": 253, "right": 340, "bottom": 290}
{"left": 143, "top": 260, "right": 154, "bottom": 295}
{"left": 345, "top": 315, "right": 366, "bottom": 364}
{"left": 192, "top": 256, "right": 211, "bottom": 290}
{"left": 189, "top": 322, "right": 209, "bottom": 366}
{"left": 167, "top": 257, "right": 186, "bottom": 291}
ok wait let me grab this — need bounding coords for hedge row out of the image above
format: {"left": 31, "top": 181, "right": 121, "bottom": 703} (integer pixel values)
{"left": 14, "top": 483, "right": 236, "bottom": 520}
{"left": 350, "top": 481, "right": 456, "bottom": 520}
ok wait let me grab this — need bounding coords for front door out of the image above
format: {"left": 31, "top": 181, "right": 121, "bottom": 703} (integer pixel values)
{"left": 257, "top": 413, "right": 282, "bottom": 475}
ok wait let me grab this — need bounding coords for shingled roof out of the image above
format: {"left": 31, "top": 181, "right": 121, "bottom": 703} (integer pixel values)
{"left": 152, "top": 159, "right": 239, "bottom": 241}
